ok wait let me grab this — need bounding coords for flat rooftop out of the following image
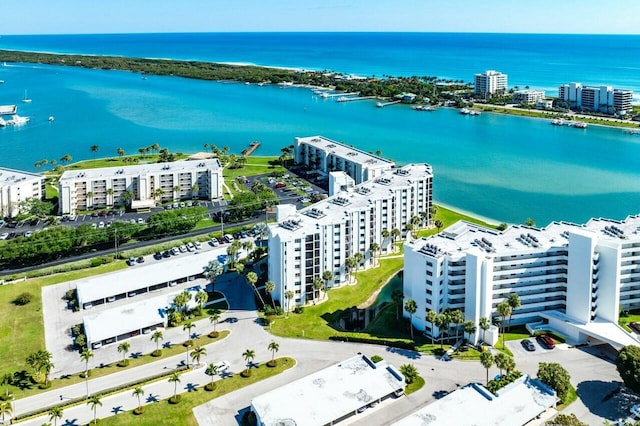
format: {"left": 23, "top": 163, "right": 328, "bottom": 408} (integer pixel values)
{"left": 407, "top": 213, "right": 640, "bottom": 259}
{"left": 0, "top": 167, "right": 43, "bottom": 188}
{"left": 251, "top": 354, "right": 404, "bottom": 426}
{"left": 296, "top": 136, "right": 395, "bottom": 168}
{"left": 270, "top": 163, "right": 432, "bottom": 239}
{"left": 59, "top": 158, "right": 222, "bottom": 182}
{"left": 393, "top": 376, "right": 557, "bottom": 426}
{"left": 76, "top": 250, "right": 221, "bottom": 305}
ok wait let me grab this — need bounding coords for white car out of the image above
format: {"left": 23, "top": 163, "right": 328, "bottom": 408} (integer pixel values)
{"left": 193, "top": 241, "right": 202, "bottom": 250}
{"left": 209, "top": 238, "right": 219, "bottom": 247}
{"left": 137, "top": 218, "right": 145, "bottom": 225}
{"left": 0, "top": 233, "right": 8, "bottom": 240}
{"left": 214, "top": 360, "right": 230, "bottom": 372}
{"left": 186, "top": 242, "right": 195, "bottom": 252}
{"left": 179, "top": 245, "right": 187, "bottom": 253}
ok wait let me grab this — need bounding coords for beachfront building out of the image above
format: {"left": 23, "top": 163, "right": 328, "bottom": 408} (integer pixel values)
{"left": 513, "top": 89, "right": 545, "bottom": 104}
{"left": 0, "top": 167, "right": 46, "bottom": 218}
{"left": 474, "top": 70, "right": 508, "bottom": 97}
{"left": 536, "top": 99, "right": 554, "bottom": 110}
{"left": 293, "top": 136, "right": 394, "bottom": 185}
{"left": 558, "top": 83, "right": 634, "bottom": 115}
{"left": 251, "top": 354, "right": 405, "bottom": 426}
{"left": 268, "top": 163, "right": 433, "bottom": 307}
{"left": 58, "top": 159, "right": 223, "bottom": 214}
{"left": 403, "top": 217, "right": 640, "bottom": 349}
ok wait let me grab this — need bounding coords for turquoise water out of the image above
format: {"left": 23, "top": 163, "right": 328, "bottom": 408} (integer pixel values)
{"left": 2, "top": 62, "right": 640, "bottom": 225}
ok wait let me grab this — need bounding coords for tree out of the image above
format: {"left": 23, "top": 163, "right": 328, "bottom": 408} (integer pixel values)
{"left": 132, "top": 386, "right": 144, "bottom": 414}
{"left": 345, "top": 256, "right": 358, "bottom": 283}
{"left": 537, "top": 362, "right": 572, "bottom": 402}
{"left": 242, "top": 349, "right": 256, "bottom": 375}
{"left": 392, "top": 289, "right": 404, "bottom": 321}
{"left": 168, "top": 372, "right": 181, "bottom": 402}
{"left": 80, "top": 348, "right": 93, "bottom": 396}
{"left": 0, "top": 401, "right": 12, "bottom": 425}
{"left": 86, "top": 191, "right": 94, "bottom": 209}
{"left": 153, "top": 188, "right": 165, "bottom": 203}
{"left": 265, "top": 281, "right": 276, "bottom": 309}
{"left": 116, "top": 147, "right": 125, "bottom": 158}
{"left": 190, "top": 346, "right": 207, "bottom": 367}
{"left": 90, "top": 144, "right": 99, "bottom": 158}
{"left": 183, "top": 321, "right": 195, "bottom": 347}
{"left": 399, "top": 364, "right": 418, "bottom": 384}
{"left": 434, "top": 219, "right": 444, "bottom": 233}
{"left": 284, "top": 290, "right": 294, "bottom": 317}
{"left": 268, "top": 341, "right": 279, "bottom": 363}
{"left": 507, "top": 293, "right": 521, "bottom": 329}
{"left": 322, "top": 270, "right": 333, "bottom": 295}
{"left": 435, "top": 313, "right": 449, "bottom": 348}
{"left": 117, "top": 341, "right": 130, "bottom": 366}
{"left": 369, "top": 242, "right": 380, "bottom": 266}
{"left": 151, "top": 330, "right": 163, "bottom": 353}
{"left": 209, "top": 309, "right": 221, "bottom": 334}
{"left": 60, "top": 154, "right": 72, "bottom": 165}
{"left": 545, "top": 413, "right": 588, "bottom": 426}
{"left": 194, "top": 289, "right": 208, "bottom": 313}
{"left": 381, "top": 229, "right": 390, "bottom": 250}
{"left": 205, "top": 363, "right": 219, "bottom": 390}
{"left": 0, "top": 372, "right": 12, "bottom": 399}
{"left": 49, "top": 406, "right": 63, "bottom": 426}
{"left": 496, "top": 302, "right": 512, "bottom": 348}
{"left": 391, "top": 228, "right": 401, "bottom": 249}
{"left": 616, "top": 345, "right": 640, "bottom": 394}
{"left": 203, "top": 260, "right": 224, "bottom": 291}
{"left": 42, "top": 359, "right": 54, "bottom": 386}
{"left": 312, "top": 276, "right": 324, "bottom": 302}
{"left": 404, "top": 299, "right": 417, "bottom": 339}
{"left": 246, "top": 271, "right": 266, "bottom": 307}
{"left": 173, "top": 185, "right": 181, "bottom": 200}
{"left": 524, "top": 218, "right": 536, "bottom": 227}
{"left": 463, "top": 320, "right": 477, "bottom": 340}
{"left": 479, "top": 317, "right": 491, "bottom": 344}
{"left": 449, "top": 309, "right": 464, "bottom": 342}
{"left": 26, "top": 350, "right": 52, "bottom": 384}
{"left": 106, "top": 188, "right": 114, "bottom": 206}
{"left": 494, "top": 352, "right": 510, "bottom": 376}
{"left": 426, "top": 310, "right": 438, "bottom": 344}
{"left": 18, "top": 197, "right": 53, "bottom": 220}
{"left": 87, "top": 394, "right": 102, "bottom": 424}
{"left": 480, "top": 351, "right": 494, "bottom": 385}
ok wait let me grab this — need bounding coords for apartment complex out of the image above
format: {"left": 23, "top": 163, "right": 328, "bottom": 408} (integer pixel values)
{"left": 474, "top": 70, "right": 508, "bottom": 97}
{"left": 558, "top": 82, "right": 633, "bottom": 115}
{"left": 293, "top": 136, "right": 394, "bottom": 184}
{"left": 58, "top": 159, "right": 223, "bottom": 214}
{"left": 513, "top": 89, "right": 545, "bottom": 104}
{"left": 403, "top": 217, "right": 640, "bottom": 348}
{"left": 0, "top": 167, "right": 45, "bottom": 218}
{"left": 268, "top": 163, "right": 433, "bottom": 306}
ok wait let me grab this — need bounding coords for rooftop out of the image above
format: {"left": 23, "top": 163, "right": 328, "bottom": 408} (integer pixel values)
{"left": 296, "top": 136, "right": 395, "bottom": 168}
{"left": 392, "top": 376, "right": 557, "bottom": 426}
{"left": 407, "top": 214, "right": 640, "bottom": 259}
{"left": 269, "top": 163, "right": 432, "bottom": 239}
{"left": 0, "top": 167, "right": 43, "bottom": 188}
{"left": 251, "top": 354, "right": 404, "bottom": 426}
{"left": 59, "top": 158, "right": 222, "bottom": 182}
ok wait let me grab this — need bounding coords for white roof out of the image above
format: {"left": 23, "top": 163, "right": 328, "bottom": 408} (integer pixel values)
{"left": 296, "top": 135, "right": 395, "bottom": 169}
{"left": 393, "top": 376, "right": 557, "bottom": 426}
{"left": 251, "top": 355, "right": 404, "bottom": 426}
{"left": 83, "top": 293, "right": 173, "bottom": 345}
{"left": 76, "top": 250, "right": 219, "bottom": 305}
{"left": 59, "top": 158, "right": 222, "bottom": 183}
{"left": 0, "top": 167, "right": 43, "bottom": 188}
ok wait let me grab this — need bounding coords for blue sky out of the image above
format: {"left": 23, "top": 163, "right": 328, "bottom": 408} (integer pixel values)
{"left": 2, "top": 0, "right": 639, "bottom": 35}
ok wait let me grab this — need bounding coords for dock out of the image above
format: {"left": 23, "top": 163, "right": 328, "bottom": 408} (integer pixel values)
{"left": 336, "top": 96, "right": 377, "bottom": 103}
{"left": 319, "top": 91, "right": 360, "bottom": 99}
{"left": 376, "top": 100, "right": 401, "bottom": 108}
{"left": 243, "top": 141, "right": 261, "bottom": 157}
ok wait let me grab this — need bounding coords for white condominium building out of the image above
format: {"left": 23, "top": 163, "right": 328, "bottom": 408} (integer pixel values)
{"left": 404, "top": 217, "right": 640, "bottom": 349}
{"left": 513, "top": 89, "right": 546, "bottom": 104}
{"left": 58, "top": 159, "right": 223, "bottom": 214}
{"left": 294, "top": 136, "right": 394, "bottom": 185}
{"left": 268, "top": 164, "right": 433, "bottom": 307}
{"left": 0, "top": 167, "right": 46, "bottom": 218}
{"left": 474, "top": 70, "right": 508, "bottom": 96}
{"left": 558, "top": 82, "right": 633, "bottom": 115}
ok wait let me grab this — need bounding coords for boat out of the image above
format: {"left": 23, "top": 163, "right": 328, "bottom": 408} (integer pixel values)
{"left": 460, "top": 108, "right": 470, "bottom": 115}
{"left": 48, "top": 116, "right": 55, "bottom": 122}
{"left": 551, "top": 118, "right": 564, "bottom": 126}
{"left": 469, "top": 110, "right": 481, "bottom": 116}
{"left": 8, "top": 115, "right": 29, "bottom": 125}
{"left": 320, "top": 92, "right": 329, "bottom": 98}
{"left": 0, "top": 80, "right": 4, "bottom": 84}
{"left": 376, "top": 102, "right": 384, "bottom": 108}
{"left": 572, "top": 122, "right": 587, "bottom": 129}
{"left": 0, "top": 105, "right": 17, "bottom": 115}
{"left": 337, "top": 96, "right": 347, "bottom": 102}
{"left": 0, "top": 117, "right": 6, "bottom": 127}
{"left": 22, "top": 90, "right": 32, "bottom": 103}
{"left": 626, "top": 129, "right": 640, "bottom": 135}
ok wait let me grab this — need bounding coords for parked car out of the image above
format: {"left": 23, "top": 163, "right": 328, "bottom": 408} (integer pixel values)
{"left": 171, "top": 247, "right": 179, "bottom": 255}
{"left": 162, "top": 250, "right": 172, "bottom": 258}
{"left": 521, "top": 339, "right": 536, "bottom": 352}
{"left": 629, "top": 322, "right": 640, "bottom": 334}
{"left": 153, "top": 252, "right": 163, "bottom": 260}
{"left": 209, "top": 238, "right": 219, "bottom": 247}
{"left": 137, "top": 218, "right": 145, "bottom": 225}
{"left": 214, "top": 360, "right": 230, "bottom": 372}
{"left": 127, "top": 256, "right": 136, "bottom": 266}
{"left": 275, "top": 182, "right": 286, "bottom": 189}
{"left": 536, "top": 334, "right": 555, "bottom": 349}
{"left": 136, "top": 256, "right": 145, "bottom": 263}
{"left": 179, "top": 245, "right": 187, "bottom": 253}
{"left": 186, "top": 242, "right": 195, "bottom": 252}
{"left": 194, "top": 241, "right": 202, "bottom": 250}
{"left": 224, "top": 234, "right": 234, "bottom": 243}
{"left": 0, "top": 233, "right": 8, "bottom": 240}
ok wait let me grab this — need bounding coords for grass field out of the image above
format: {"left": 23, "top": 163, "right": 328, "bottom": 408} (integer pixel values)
{"left": 222, "top": 156, "right": 284, "bottom": 180}
{"left": 98, "top": 357, "right": 295, "bottom": 426}
{"left": 417, "top": 204, "right": 499, "bottom": 239}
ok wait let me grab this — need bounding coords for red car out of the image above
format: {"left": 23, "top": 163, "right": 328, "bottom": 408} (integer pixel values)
{"left": 536, "top": 334, "right": 555, "bottom": 349}
{"left": 275, "top": 182, "right": 287, "bottom": 188}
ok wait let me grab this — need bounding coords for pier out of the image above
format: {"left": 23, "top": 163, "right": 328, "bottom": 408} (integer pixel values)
{"left": 318, "top": 91, "right": 360, "bottom": 99}
{"left": 336, "top": 96, "right": 377, "bottom": 103}
{"left": 376, "top": 100, "right": 401, "bottom": 108}
{"left": 243, "top": 141, "right": 261, "bottom": 157}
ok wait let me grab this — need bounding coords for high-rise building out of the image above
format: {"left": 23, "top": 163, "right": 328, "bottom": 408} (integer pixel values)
{"left": 558, "top": 82, "right": 633, "bottom": 115}
{"left": 474, "top": 70, "right": 508, "bottom": 97}
{"left": 268, "top": 163, "right": 433, "bottom": 307}
{"left": 0, "top": 167, "right": 45, "bottom": 218}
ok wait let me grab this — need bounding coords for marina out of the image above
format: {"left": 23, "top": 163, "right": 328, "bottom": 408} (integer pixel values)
{"left": 551, "top": 118, "right": 588, "bottom": 128}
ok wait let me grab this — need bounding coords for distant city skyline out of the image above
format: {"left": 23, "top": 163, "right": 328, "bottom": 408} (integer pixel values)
{"left": 1, "top": 0, "right": 640, "bottom": 35}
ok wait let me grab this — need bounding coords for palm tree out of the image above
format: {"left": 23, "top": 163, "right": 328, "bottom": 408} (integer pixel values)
{"left": 507, "top": 293, "right": 521, "bottom": 330}
{"left": 203, "top": 260, "right": 223, "bottom": 291}
{"left": 194, "top": 290, "right": 208, "bottom": 314}
{"left": 153, "top": 188, "right": 165, "bottom": 204}
{"left": 173, "top": 185, "right": 181, "bottom": 201}
{"left": 60, "top": 154, "right": 72, "bottom": 166}
{"left": 435, "top": 313, "right": 449, "bottom": 349}
{"left": 49, "top": 406, "right": 63, "bottom": 426}
{"left": 496, "top": 302, "right": 512, "bottom": 348}
{"left": 480, "top": 351, "right": 494, "bottom": 385}
{"left": 190, "top": 346, "right": 207, "bottom": 367}
{"left": 479, "top": 317, "right": 491, "bottom": 345}
{"left": 450, "top": 309, "right": 464, "bottom": 342}
{"left": 0, "top": 372, "right": 12, "bottom": 399}
{"left": 381, "top": 229, "right": 390, "bottom": 251}
{"left": 242, "top": 349, "right": 256, "bottom": 375}
{"left": 106, "top": 188, "right": 114, "bottom": 206}
{"left": 434, "top": 220, "right": 444, "bottom": 233}
{"left": 426, "top": 310, "right": 438, "bottom": 344}
{"left": 353, "top": 252, "right": 364, "bottom": 273}
{"left": 404, "top": 299, "right": 417, "bottom": 339}
{"left": 86, "top": 191, "right": 94, "bottom": 209}
{"left": 312, "top": 276, "right": 323, "bottom": 301}
{"left": 391, "top": 228, "right": 401, "bottom": 250}
{"left": 42, "top": 359, "right": 54, "bottom": 386}
{"left": 183, "top": 321, "right": 195, "bottom": 347}
{"left": 80, "top": 348, "right": 93, "bottom": 397}
{"left": 322, "top": 270, "right": 333, "bottom": 295}
{"left": 391, "top": 289, "right": 404, "bottom": 320}
{"left": 369, "top": 242, "right": 380, "bottom": 266}
{"left": 246, "top": 271, "right": 266, "bottom": 307}
{"left": 132, "top": 386, "right": 144, "bottom": 414}
{"left": 90, "top": 145, "right": 99, "bottom": 158}
{"left": 205, "top": 363, "right": 219, "bottom": 390}
{"left": 284, "top": 290, "right": 294, "bottom": 317}
{"left": 117, "top": 341, "right": 130, "bottom": 366}
{"left": 151, "top": 330, "right": 163, "bottom": 353}
{"left": 87, "top": 394, "right": 102, "bottom": 424}
{"left": 345, "top": 256, "right": 358, "bottom": 283}
{"left": 268, "top": 341, "right": 279, "bottom": 363}
{"left": 191, "top": 183, "right": 199, "bottom": 199}
{"left": 0, "top": 401, "right": 12, "bottom": 425}
{"left": 494, "top": 352, "right": 508, "bottom": 377}
{"left": 116, "top": 147, "right": 125, "bottom": 158}
{"left": 463, "top": 321, "right": 477, "bottom": 341}
{"left": 209, "top": 309, "right": 221, "bottom": 335}
{"left": 168, "top": 372, "right": 181, "bottom": 402}
{"left": 265, "top": 281, "right": 276, "bottom": 309}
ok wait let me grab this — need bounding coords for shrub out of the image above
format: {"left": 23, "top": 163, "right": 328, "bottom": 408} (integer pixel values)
{"left": 537, "top": 363, "right": 571, "bottom": 402}
{"left": 151, "top": 350, "right": 162, "bottom": 357}
{"left": 38, "top": 382, "right": 52, "bottom": 389}
{"left": 370, "top": 355, "right": 384, "bottom": 363}
{"left": 329, "top": 335, "right": 415, "bottom": 350}
{"left": 487, "top": 370, "right": 522, "bottom": 394}
{"left": 169, "top": 395, "right": 181, "bottom": 404}
{"left": 14, "top": 292, "right": 33, "bottom": 305}
{"left": 293, "top": 306, "right": 304, "bottom": 314}
{"left": 241, "top": 369, "right": 252, "bottom": 378}
{"left": 208, "top": 331, "right": 219, "bottom": 338}
{"left": 65, "top": 289, "right": 77, "bottom": 301}
{"left": 133, "top": 406, "right": 144, "bottom": 415}
{"left": 117, "top": 360, "right": 130, "bottom": 367}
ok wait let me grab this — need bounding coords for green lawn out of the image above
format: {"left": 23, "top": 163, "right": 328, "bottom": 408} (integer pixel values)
{"left": 450, "top": 345, "right": 482, "bottom": 361}
{"left": 417, "top": 204, "right": 499, "bottom": 239}
{"left": 98, "top": 357, "right": 295, "bottom": 426}
{"left": 405, "top": 375, "right": 425, "bottom": 395}
{"left": 502, "top": 325, "right": 531, "bottom": 342}
{"left": 222, "top": 156, "right": 284, "bottom": 179}
{"left": 618, "top": 313, "right": 640, "bottom": 332}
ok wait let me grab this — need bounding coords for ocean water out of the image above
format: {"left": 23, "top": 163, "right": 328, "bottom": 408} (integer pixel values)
{"left": 1, "top": 33, "right": 640, "bottom": 225}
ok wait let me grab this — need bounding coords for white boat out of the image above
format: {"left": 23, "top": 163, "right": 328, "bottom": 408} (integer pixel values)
{"left": 460, "top": 108, "right": 470, "bottom": 115}
{"left": 320, "top": 92, "right": 329, "bottom": 98}
{"left": 48, "top": 116, "right": 55, "bottom": 122}
{"left": 572, "top": 122, "right": 588, "bottom": 129}
{"left": 337, "top": 96, "right": 347, "bottom": 102}
{"left": 0, "top": 117, "right": 6, "bottom": 127}
{"left": 0, "top": 80, "right": 4, "bottom": 84}
{"left": 22, "top": 90, "right": 32, "bottom": 103}
{"left": 8, "top": 114, "right": 29, "bottom": 125}
{"left": 376, "top": 102, "right": 384, "bottom": 108}
{"left": 551, "top": 118, "right": 564, "bottom": 126}
{"left": 469, "top": 110, "right": 481, "bottom": 116}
